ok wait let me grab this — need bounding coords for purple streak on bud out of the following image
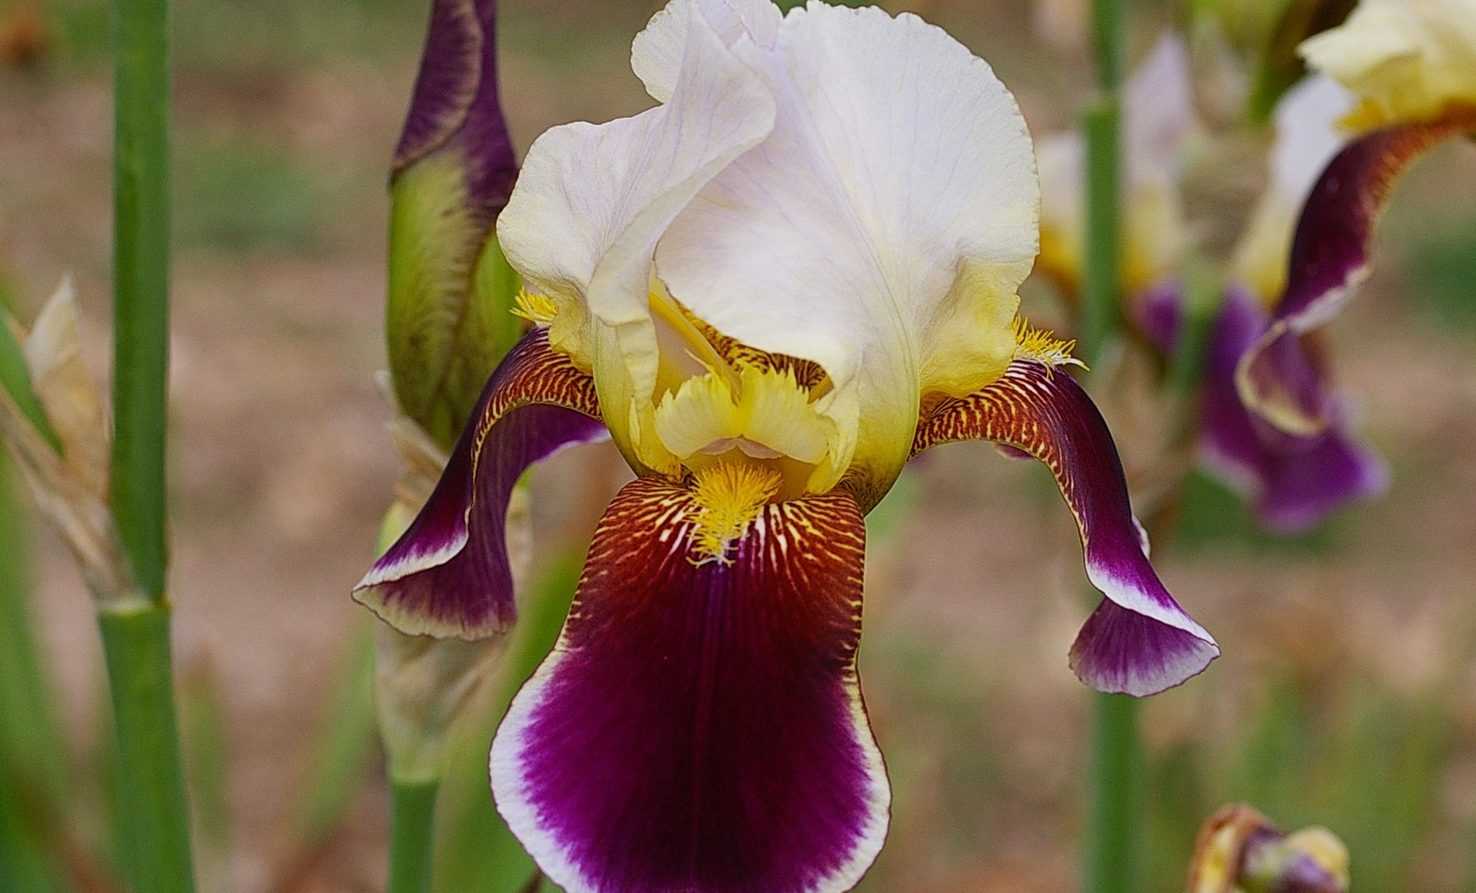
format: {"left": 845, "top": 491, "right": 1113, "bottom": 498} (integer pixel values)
{"left": 394, "top": 0, "right": 517, "bottom": 212}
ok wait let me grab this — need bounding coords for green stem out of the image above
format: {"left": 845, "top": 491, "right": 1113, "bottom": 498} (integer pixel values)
{"left": 0, "top": 455, "right": 67, "bottom": 891}
{"left": 1078, "top": 97, "right": 1121, "bottom": 366}
{"left": 388, "top": 777, "right": 440, "bottom": 893}
{"left": 1080, "top": 2, "right": 1137, "bottom": 892}
{"left": 1090, "top": 0, "right": 1123, "bottom": 93}
{"left": 98, "top": 601, "right": 196, "bottom": 893}
{"left": 1085, "top": 694, "right": 1141, "bottom": 893}
{"left": 110, "top": 0, "right": 171, "bottom": 599}
{"left": 105, "top": 0, "right": 195, "bottom": 886}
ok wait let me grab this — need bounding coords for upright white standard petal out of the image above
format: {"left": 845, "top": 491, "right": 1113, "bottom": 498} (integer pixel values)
{"left": 1232, "top": 76, "right": 1354, "bottom": 302}
{"left": 496, "top": 3, "right": 775, "bottom": 472}
{"left": 632, "top": 0, "right": 782, "bottom": 102}
{"left": 656, "top": 3, "right": 1039, "bottom": 495}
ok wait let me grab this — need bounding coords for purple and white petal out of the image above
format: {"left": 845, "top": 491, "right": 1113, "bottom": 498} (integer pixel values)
{"left": 1237, "top": 109, "right": 1476, "bottom": 435}
{"left": 354, "top": 330, "right": 606, "bottom": 639}
{"left": 491, "top": 477, "right": 888, "bottom": 893}
{"left": 912, "top": 361, "right": 1218, "bottom": 696}
{"left": 1202, "top": 288, "right": 1387, "bottom": 533}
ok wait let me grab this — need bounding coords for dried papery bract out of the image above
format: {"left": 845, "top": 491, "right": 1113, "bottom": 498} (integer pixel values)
{"left": 0, "top": 279, "right": 134, "bottom": 604}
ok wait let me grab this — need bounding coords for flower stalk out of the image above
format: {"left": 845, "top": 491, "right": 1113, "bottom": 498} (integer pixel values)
{"left": 104, "top": 0, "right": 196, "bottom": 887}
{"left": 1080, "top": 2, "right": 1140, "bottom": 892}
{"left": 110, "top": 0, "right": 171, "bottom": 599}
{"left": 387, "top": 776, "right": 440, "bottom": 893}
{"left": 98, "top": 600, "right": 194, "bottom": 893}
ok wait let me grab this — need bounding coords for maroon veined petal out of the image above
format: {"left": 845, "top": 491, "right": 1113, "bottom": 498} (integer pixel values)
{"left": 1236, "top": 107, "right": 1476, "bottom": 436}
{"left": 353, "top": 329, "right": 606, "bottom": 639}
{"left": 1201, "top": 288, "right": 1387, "bottom": 533}
{"left": 912, "top": 360, "right": 1218, "bottom": 696}
{"left": 393, "top": 0, "right": 517, "bottom": 210}
{"left": 491, "top": 477, "right": 889, "bottom": 893}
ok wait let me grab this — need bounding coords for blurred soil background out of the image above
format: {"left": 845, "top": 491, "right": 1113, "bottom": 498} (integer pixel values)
{"left": 2, "top": 0, "right": 1476, "bottom": 890}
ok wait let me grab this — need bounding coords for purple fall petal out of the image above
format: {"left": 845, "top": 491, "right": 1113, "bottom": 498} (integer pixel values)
{"left": 1237, "top": 109, "right": 1476, "bottom": 435}
{"left": 913, "top": 360, "right": 1218, "bottom": 696}
{"left": 354, "top": 330, "right": 605, "bottom": 639}
{"left": 1201, "top": 288, "right": 1387, "bottom": 533}
{"left": 394, "top": 0, "right": 516, "bottom": 209}
{"left": 491, "top": 477, "right": 889, "bottom": 893}
{"left": 1069, "top": 599, "right": 1221, "bottom": 698}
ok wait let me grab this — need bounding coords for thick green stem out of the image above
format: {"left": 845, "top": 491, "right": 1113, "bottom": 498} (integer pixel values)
{"left": 1080, "top": 2, "right": 1138, "bottom": 892}
{"left": 105, "top": 0, "right": 194, "bottom": 886}
{"left": 388, "top": 777, "right": 440, "bottom": 893}
{"left": 99, "top": 601, "right": 196, "bottom": 893}
{"left": 1085, "top": 694, "right": 1141, "bottom": 893}
{"left": 110, "top": 0, "right": 171, "bottom": 599}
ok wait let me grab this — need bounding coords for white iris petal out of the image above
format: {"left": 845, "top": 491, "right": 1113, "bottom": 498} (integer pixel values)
{"left": 497, "top": 0, "right": 1041, "bottom": 498}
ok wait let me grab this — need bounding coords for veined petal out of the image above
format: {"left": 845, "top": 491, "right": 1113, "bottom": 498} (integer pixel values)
{"left": 495, "top": 2, "right": 776, "bottom": 472}
{"left": 1202, "top": 289, "right": 1387, "bottom": 532}
{"left": 1235, "top": 109, "right": 1476, "bottom": 435}
{"left": 491, "top": 476, "right": 888, "bottom": 893}
{"left": 656, "top": 4, "right": 1038, "bottom": 499}
{"left": 354, "top": 329, "right": 607, "bottom": 638}
{"left": 912, "top": 361, "right": 1218, "bottom": 696}
{"left": 631, "top": 0, "right": 782, "bottom": 102}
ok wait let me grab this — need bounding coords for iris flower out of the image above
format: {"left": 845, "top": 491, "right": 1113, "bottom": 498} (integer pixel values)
{"left": 1038, "top": 35, "right": 1386, "bottom": 532}
{"left": 1237, "top": 0, "right": 1476, "bottom": 438}
{"left": 354, "top": 2, "right": 1216, "bottom": 889}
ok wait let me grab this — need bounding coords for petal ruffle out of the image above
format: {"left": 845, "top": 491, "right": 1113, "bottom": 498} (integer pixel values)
{"left": 1201, "top": 289, "right": 1387, "bottom": 533}
{"left": 491, "top": 476, "right": 888, "bottom": 893}
{"left": 655, "top": 4, "right": 1038, "bottom": 496}
{"left": 354, "top": 329, "right": 606, "bottom": 639}
{"left": 912, "top": 361, "right": 1218, "bottom": 696}
{"left": 1235, "top": 109, "right": 1476, "bottom": 435}
{"left": 495, "top": 2, "right": 775, "bottom": 471}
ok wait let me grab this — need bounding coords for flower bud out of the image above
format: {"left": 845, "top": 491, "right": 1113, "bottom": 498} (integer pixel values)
{"left": 1187, "top": 804, "right": 1349, "bottom": 893}
{"left": 387, "top": 0, "right": 522, "bottom": 449}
